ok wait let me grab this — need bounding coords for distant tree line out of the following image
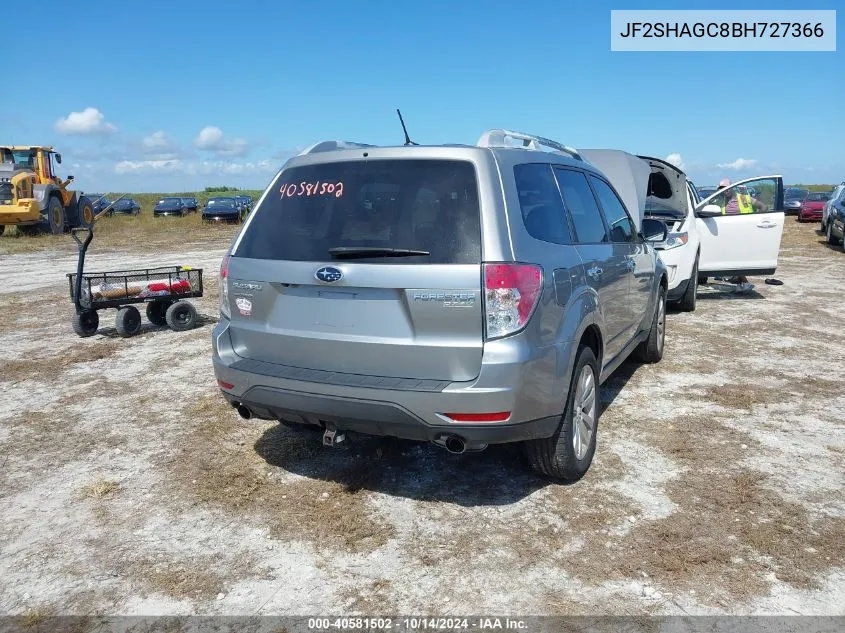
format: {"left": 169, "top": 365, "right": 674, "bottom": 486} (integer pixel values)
{"left": 204, "top": 186, "right": 240, "bottom": 192}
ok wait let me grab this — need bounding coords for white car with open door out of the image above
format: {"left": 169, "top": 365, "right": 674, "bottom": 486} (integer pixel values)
{"left": 581, "top": 150, "right": 784, "bottom": 312}
{"left": 694, "top": 176, "right": 785, "bottom": 283}
{"left": 643, "top": 167, "right": 784, "bottom": 310}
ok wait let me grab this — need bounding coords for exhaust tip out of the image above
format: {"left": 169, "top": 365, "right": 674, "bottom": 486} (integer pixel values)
{"left": 236, "top": 404, "right": 252, "bottom": 420}
{"left": 443, "top": 435, "right": 466, "bottom": 455}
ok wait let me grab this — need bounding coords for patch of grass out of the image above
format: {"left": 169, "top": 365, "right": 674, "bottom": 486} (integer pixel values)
{"left": 0, "top": 400, "right": 129, "bottom": 500}
{"left": 0, "top": 292, "right": 70, "bottom": 334}
{"left": 166, "top": 401, "right": 396, "bottom": 554}
{"left": 575, "top": 412, "right": 845, "bottom": 604}
{"left": 20, "top": 607, "right": 55, "bottom": 628}
{"left": 79, "top": 478, "right": 119, "bottom": 499}
{"left": 1, "top": 341, "right": 118, "bottom": 383}
{"left": 691, "top": 383, "right": 785, "bottom": 411}
{"left": 132, "top": 560, "right": 229, "bottom": 601}
{"left": 341, "top": 579, "right": 395, "bottom": 614}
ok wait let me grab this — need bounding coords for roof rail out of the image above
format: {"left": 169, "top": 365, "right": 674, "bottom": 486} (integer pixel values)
{"left": 476, "top": 129, "right": 583, "bottom": 161}
{"left": 298, "top": 140, "right": 375, "bottom": 155}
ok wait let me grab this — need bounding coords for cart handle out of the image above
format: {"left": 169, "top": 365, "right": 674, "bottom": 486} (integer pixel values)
{"left": 71, "top": 227, "right": 94, "bottom": 250}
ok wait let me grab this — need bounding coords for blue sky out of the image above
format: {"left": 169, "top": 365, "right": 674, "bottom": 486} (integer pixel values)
{"left": 1, "top": 0, "right": 842, "bottom": 192}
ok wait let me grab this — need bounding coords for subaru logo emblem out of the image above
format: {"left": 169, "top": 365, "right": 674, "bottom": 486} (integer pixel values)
{"left": 315, "top": 266, "right": 343, "bottom": 283}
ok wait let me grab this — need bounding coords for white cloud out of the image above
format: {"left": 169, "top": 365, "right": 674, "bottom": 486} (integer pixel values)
{"left": 55, "top": 107, "right": 118, "bottom": 136}
{"left": 716, "top": 158, "right": 758, "bottom": 171}
{"left": 194, "top": 126, "right": 224, "bottom": 149}
{"left": 113, "top": 158, "right": 277, "bottom": 177}
{"left": 114, "top": 159, "right": 184, "bottom": 175}
{"left": 193, "top": 126, "right": 249, "bottom": 157}
{"left": 142, "top": 131, "right": 171, "bottom": 149}
{"left": 665, "top": 153, "right": 685, "bottom": 170}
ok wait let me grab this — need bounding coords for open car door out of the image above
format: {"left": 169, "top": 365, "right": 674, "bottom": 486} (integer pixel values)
{"left": 695, "top": 175, "right": 785, "bottom": 276}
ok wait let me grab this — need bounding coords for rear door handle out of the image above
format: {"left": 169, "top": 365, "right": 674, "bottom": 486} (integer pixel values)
{"left": 587, "top": 266, "right": 603, "bottom": 279}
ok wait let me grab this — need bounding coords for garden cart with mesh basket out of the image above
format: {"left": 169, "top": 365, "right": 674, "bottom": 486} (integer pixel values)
{"left": 67, "top": 226, "right": 204, "bottom": 338}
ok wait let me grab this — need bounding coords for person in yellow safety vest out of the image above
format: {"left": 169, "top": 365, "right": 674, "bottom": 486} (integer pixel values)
{"left": 717, "top": 178, "right": 768, "bottom": 215}
{"left": 715, "top": 178, "right": 768, "bottom": 287}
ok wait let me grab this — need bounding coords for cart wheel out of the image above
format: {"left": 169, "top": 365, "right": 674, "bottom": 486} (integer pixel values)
{"left": 72, "top": 309, "right": 99, "bottom": 338}
{"left": 166, "top": 300, "right": 197, "bottom": 331}
{"left": 115, "top": 306, "right": 142, "bottom": 337}
{"left": 146, "top": 300, "right": 172, "bottom": 326}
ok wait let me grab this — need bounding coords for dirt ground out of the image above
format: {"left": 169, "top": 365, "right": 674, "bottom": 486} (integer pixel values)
{"left": 0, "top": 219, "right": 843, "bottom": 617}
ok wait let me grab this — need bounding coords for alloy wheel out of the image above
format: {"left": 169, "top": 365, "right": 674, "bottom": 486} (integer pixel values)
{"left": 572, "top": 365, "right": 597, "bottom": 460}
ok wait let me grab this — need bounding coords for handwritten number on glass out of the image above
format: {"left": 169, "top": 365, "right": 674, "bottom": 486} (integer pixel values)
{"left": 280, "top": 181, "right": 344, "bottom": 199}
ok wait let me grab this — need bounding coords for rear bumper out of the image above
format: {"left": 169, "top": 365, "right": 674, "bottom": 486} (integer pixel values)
{"left": 211, "top": 320, "right": 567, "bottom": 445}
{"left": 219, "top": 388, "right": 558, "bottom": 444}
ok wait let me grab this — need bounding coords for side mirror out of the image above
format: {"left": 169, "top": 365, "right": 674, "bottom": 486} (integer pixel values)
{"left": 697, "top": 204, "right": 722, "bottom": 217}
{"left": 641, "top": 218, "right": 668, "bottom": 243}
{"left": 67, "top": 175, "right": 74, "bottom": 181}
{"left": 55, "top": 153, "right": 62, "bottom": 164}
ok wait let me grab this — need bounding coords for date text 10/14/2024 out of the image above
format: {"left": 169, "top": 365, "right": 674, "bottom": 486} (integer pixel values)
{"left": 280, "top": 181, "right": 345, "bottom": 199}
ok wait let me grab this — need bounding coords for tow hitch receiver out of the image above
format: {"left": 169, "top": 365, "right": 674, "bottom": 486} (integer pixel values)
{"left": 322, "top": 427, "right": 346, "bottom": 447}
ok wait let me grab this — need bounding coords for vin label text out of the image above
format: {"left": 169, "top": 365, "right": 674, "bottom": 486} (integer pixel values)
{"left": 611, "top": 10, "right": 836, "bottom": 51}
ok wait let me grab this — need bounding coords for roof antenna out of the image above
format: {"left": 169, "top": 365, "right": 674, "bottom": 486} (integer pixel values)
{"left": 396, "top": 109, "right": 418, "bottom": 146}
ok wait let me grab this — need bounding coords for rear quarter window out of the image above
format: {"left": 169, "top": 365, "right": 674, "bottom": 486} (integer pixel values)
{"left": 234, "top": 159, "right": 482, "bottom": 264}
{"left": 514, "top": 163, "right": 572, "bottom": 245}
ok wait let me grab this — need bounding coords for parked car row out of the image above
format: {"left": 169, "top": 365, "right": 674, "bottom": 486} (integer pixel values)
{"left": 152, "top": 195, "right": 252, "bottom": 221}
{"left": 80, "top": 194, "right": 255, "bottom": 220}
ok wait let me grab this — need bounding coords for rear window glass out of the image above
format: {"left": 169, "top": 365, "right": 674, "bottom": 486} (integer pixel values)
{"left": 235, "top": 159, "right": 481, "bottom": 264}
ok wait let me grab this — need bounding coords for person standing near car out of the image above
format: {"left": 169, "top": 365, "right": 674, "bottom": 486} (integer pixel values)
{"left": 716, "top": 178, "right": 768, "bottom": 215}
{"left": 714, "top": 178, "right": 767, "bottom": 287}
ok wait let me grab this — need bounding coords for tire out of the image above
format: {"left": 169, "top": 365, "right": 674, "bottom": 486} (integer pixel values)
{"left": 72, "top": 310, "right": 99, "bottom": 337}
{"left": 115, "top": 306, "right": 142, "bottom": 337}
{"left": 146, "top": 300, "right": 172, "bottom": 326}
{"left": 77, "top": 196, "right": 95, "bottom": 229}
{"left": 676, "top": 256, "right": 698, "bottom": 312}
{"left": 827, "top": 221, "right": 842, "bottom": 246}
{"left": 524, "top": 345, "right": 600, "bottom": 482}
{"left": 45, "top": 196, "right": 65, "bottom": 235}
{"left": 18, "top": 224, "right": 39, "bottom": 236}
{"left": 166, "top": 300, "right": 197, "bottom": 331}
{"left": 635, "top": 285, "right": 666, "bottom": 364}
{"left": 0, "top": 225, "right": 4, "bottom": 237}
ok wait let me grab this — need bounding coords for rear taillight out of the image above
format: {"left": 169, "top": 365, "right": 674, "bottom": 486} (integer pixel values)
{"left": 443, "top": 411, "right": 511, "bottom": 423}
{"left": 219, "top": 253, "right": 231, "bottom": 319}
{"left": 483, "top": 263, "right": 543, "bottom": 339}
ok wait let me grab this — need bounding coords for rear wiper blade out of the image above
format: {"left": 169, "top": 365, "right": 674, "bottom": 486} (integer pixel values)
{"left": 328, "top": 247, "right": 430, "bottom": 259}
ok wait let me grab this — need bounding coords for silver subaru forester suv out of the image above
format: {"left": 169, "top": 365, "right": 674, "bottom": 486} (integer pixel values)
{"left": 212, "top": 130, "right": 668, "bottom": 481}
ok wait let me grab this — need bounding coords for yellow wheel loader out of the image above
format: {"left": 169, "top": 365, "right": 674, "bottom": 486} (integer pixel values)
{"left": 0, "top": 146, "right": 96, "bottom": 236}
